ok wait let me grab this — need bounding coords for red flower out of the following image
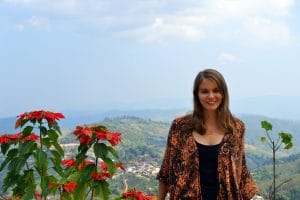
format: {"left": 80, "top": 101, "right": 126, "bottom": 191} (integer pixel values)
{"left": 107, "top": 132, "right": 122, "bottom": 146}
{"left": 9, "top": 133, "right": 22, "bottom": 140}
{"left": 78, "top": 160, "right": 95, "bottom": 169}
{"left": 16, "top": 110, "right": 65, "bottom": 128}
{"left": 79, "top": 134, "right": 92, "bottom": 144}
{"left": 27, "top": 111, "right": 44, "bottom": 121}
{"left": 62, "top": 158, "right": 75, "bottom": 167}
{"left": 48, "top": 182, "right": 58, "bottom": 189}
{"left": 44, "top": 111, "right": 65, "bottom": 124}
{"left": 91, "top": 172, "right": 111, "bottom": 181}
{"left": 100, "top": 161, "right": 108, "bottom": 170}
{"left": 0, "top": 135, "right": 12, "bottom": 144}
{"left": 0, "top": 133, "right": 39, "bottom": 144}
{"left": 123, "top": 190, "right": 135, "bottom": 198}
{"left": 63, "top": 182, "right": 77, "bottom": 193}
{"left": 95, "top": 130, "right": 106, "bottom": 140}
{"left": 123, "top": 188, "right": 155, "bottom": 200}
{"left": 73, "top": 126, "right": 93, "bottom": 144}
{"left": 34, "top": 192, "right": 43, "bottom": 199}
{"left": 115, "top": 162, "right": 126, "bottom": 171}
{"left": 23, "top": 133, "right": 39, "bottom": 142}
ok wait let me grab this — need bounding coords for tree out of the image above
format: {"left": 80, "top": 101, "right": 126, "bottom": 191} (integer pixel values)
{"left": 260, "top": 120, "right": 293, "bottom": 200}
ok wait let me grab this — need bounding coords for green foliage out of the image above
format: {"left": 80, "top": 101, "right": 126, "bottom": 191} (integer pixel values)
{"left": 260, "top": 120, "right": 294, "bottom": 200}
{"left": 0, "top": 111, "right": 127, "bottom": 200}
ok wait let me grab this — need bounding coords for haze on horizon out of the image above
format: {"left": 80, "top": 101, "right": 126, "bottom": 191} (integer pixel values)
{"left": 1, "top": 0, "right": 300, "bottom": 118}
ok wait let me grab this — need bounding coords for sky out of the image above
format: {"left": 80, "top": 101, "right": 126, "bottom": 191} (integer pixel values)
{"left": 0, "top": 0, "right": 300, "bottom": 118}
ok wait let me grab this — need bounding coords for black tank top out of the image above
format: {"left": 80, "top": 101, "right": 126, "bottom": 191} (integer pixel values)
{"left": 196, "top": 141, "right": 221, "bottom": 200}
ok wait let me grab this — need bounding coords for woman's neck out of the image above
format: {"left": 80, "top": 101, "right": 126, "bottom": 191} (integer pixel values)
{"left": 204, "top": 111, "right": 218, "bottom": 129}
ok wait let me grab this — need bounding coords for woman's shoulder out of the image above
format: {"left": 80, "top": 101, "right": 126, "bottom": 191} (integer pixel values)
{"left": 232, "top": 117, "right": 245, "bottom": 128}
{"left": 167, "top": 114, "right": 193, "bottom": 134}
{"left": 231, "top": 117, "right": 246, "bottom": 135}
{"left": 172, "top": 113, "right": 193, "bottom": 126}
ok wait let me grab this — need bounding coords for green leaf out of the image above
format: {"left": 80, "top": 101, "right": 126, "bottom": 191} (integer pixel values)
{"left": 40, "top": 126, "right": 48, "bottom": 136}
{"left": 284, "top": 143, "right": 293, "bottom": 149}
{"left": 8, "top": 156, "right": 27, "bottom": 173}
{"left": 79, "top": 164, "right": 95, "bottom": 182}
{"left": 102, "top": 157, "right": 116, "bottom": 176}
{"left": 71, "top": 182, "right": 88, "bottom": 200}
{"left": 50, "top": 122, "right": 62, "bottom": 135}
{"left": 1, "top": 143, "right": 10, "bottom": 155}
{"left": 0, "top": 148, "right": 18, "bottom": 171}
{"left": 94, "top": 143, "right": 108, "bottom": 159}
{"left": 95, "top": 180, "right": 111, "bottom": 200}
{"left": 42, "top": 137, "right": 52, "bottom": 148}
{"left": 260, "top": 137, "right": 267, "bottom": 143}
{"left": 68, "top": 171, "right": 81, "bottom": 182}
{"left": 107, "top": 146, "right": 120, "bottom": 159}
{"left": 22, "top": 126, "right": 34, "bottom": 137}
{"left": 2, "top": 171, "right": 20, "bottom": 192}
{"left": 35, "top": 148, "right": 48, "bottom": 174}
{"left": 19, "top": 140, "right": 37, "bottom": 156}
{"left": 50, "top": 150, "right": 63, "bottom": 164}
{"left": 23, "top": 168, "right": 35, "bottom": 183}
{"left": 22, "top": 184, "right": 36, "bottom": 200}
{"left": 52, "top": 141, "right": 64, "bottom": 156}
{"left": 41, "top": 175, "right": 53, "bottom": 196}
{"left": 78, "top": 143, "right": 89, "bottom": 154}
{"left": 51, "top": 159, "right": 64, "bottom": 177}
{"left": 261, "top": 120, "right": 272, "bottom": 131}
{"left": 75, "top": 153, "right": 87, "bottom": 167}
{"left": 48, "top": 129, "right": 59, "bottom": 141}
{"left": 279, "top": 132, "right": 293, "bottom": 150}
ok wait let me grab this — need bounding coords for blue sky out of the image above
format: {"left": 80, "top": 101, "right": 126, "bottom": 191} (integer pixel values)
{"left": 1, "top": 0, "right": 300, "bottom": 118}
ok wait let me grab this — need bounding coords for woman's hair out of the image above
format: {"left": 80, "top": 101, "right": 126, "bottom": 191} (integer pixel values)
{"left": 192, "top": 69, "right": 235, "bottom": 135}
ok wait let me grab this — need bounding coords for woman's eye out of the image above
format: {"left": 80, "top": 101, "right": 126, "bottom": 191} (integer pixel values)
{"left": 199, "top": 90, "right": 208, "bottom": 93}
{"left": 213, "top": 89, "right": 220, "bottom": 93}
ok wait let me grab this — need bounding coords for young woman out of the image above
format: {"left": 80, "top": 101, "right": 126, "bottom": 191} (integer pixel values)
{"left": 157, "top": 69, "right": 258, "bottom": 200}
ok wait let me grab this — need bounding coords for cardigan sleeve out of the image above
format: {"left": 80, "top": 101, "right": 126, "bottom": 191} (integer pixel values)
{"left": 239, "top": 122, "right": 259, "bottom": 200}
{"left": 156, "top": 120, "right": 176, "bottom": 184}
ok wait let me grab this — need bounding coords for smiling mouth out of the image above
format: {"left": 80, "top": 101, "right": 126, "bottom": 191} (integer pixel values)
{"left": 206, "top": 101, "right": 217, "bottom": 105}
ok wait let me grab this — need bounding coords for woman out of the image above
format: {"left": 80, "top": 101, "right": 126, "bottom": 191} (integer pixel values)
{"left": 157, "top": 69, "right": 258, "bottom": 200}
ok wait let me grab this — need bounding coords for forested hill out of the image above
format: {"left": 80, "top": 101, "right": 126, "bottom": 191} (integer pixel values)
{"left": 1, "top": 115, "right": 300, "bottom": 198}
{"left": 53, "top": 115, "right": 300, "bottom": 170}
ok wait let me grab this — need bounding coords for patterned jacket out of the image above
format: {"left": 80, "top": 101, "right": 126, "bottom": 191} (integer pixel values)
{"left": 157, "top": 115, "right": 258, "bottom": 200}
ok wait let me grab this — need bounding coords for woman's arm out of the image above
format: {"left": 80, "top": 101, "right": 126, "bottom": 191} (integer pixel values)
{"left": 238, "top": 120, "right": 259, "bottom": 199}
{"left": 158, "top": 181, "right": 169, "bottom": 200}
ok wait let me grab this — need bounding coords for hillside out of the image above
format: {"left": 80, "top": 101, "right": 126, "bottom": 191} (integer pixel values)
{"left": 1, "top": 114, "right": 300, "bottom": 198}
{"left": 253, "top": 154, "right": 300, "bottom": 199}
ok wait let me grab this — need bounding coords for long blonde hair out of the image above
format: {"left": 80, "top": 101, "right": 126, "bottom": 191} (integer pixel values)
{"left": 192, "top": 69, "right": 236, "bottom": 135}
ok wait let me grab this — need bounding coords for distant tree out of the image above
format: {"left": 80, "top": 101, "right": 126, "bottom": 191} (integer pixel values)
{"left": 260, "top": 120, "right": 293, "bottom": 200}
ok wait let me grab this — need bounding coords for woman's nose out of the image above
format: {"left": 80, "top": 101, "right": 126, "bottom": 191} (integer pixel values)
{"left": 208, "top": 92, "right": 214, "bottom": 98}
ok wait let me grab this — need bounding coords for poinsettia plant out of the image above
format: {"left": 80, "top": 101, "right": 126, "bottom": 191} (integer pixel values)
{"left": 0, "top": 110, "right": 156, "bottom": 200}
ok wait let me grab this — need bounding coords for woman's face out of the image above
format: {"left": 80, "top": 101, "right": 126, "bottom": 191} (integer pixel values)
{"left": 198, "top": 78, "right": 223, "bottom": 113}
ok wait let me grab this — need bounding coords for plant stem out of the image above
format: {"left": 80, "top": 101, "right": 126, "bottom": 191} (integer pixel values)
{"left": 26, "top": 162, "right": 38, "bottom": 200}
{"left": 60, "top": 185, "right": 63, "bottom": 200}
{"left": 39, "top": 124, "right": 47, "bottom": 200}
{"left": 272, "top": 141, "right": 276, "bottom": 200}
{"left": 91, "top": 140, "right": 99, "bottom": 200}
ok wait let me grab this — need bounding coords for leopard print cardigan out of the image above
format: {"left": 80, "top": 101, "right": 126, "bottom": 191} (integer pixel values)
{"left": 157, "top": 115, "right": 258, "bottom": 200}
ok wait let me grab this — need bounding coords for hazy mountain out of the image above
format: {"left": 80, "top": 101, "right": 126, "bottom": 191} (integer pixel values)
{"left": 1, "top": 109, "right": 300, "bottom": 155}
{"left": 232, "top": 95, "right": 300, "bottom": 121}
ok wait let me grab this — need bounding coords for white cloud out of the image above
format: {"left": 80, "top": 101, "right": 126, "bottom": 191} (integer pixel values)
{"left": 245, "top": 17, "right": 293, "bottom": 45}
{"left": 5, "top": 0, "right": 297, "bottom": 44}
{"left": 117, "top": 17, "right": 205, "bottom": 44}
{"left": 15, "top": 16, "right": 49, "bottom": 31}
{"left": 119, "top": 0, "right": 296, "bottom": 44}
{"left": 218, "top": 52, "right": 240, "bottom": 63}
